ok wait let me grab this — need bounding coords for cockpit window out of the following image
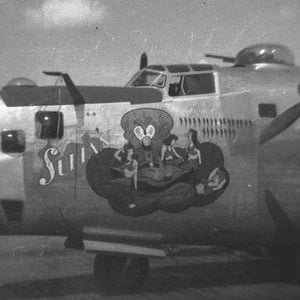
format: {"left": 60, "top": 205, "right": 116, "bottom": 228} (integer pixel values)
{"left": 183, "top": 73, "right": 215, "bottom": 95}
{"left": 169, "top": 76, "right": 183, "bottom": 96}
{"left": 147, "top": 65, "right": 165, "bottom": 71}
{"left": 130, "top": 70, "right": 166, "bottom": 88}
{"left": 169, "top": 73, "right": 215, "bottom": 97}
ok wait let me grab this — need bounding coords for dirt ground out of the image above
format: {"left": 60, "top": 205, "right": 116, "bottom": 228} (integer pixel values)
{"left": 0, "top": 236, "right": 299, "bottom": 299}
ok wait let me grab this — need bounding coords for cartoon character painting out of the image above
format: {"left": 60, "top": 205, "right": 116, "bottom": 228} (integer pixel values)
{"left": 86, "top": 108, "right": 230, "bottom": 216}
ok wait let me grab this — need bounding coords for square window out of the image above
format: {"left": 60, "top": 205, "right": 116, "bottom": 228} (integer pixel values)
{"left": 36, "top": 111, "right": 64, "bottom": 139}
{"left": 1, "top": 200, "right": 23, "bottom": 223}
{"left": 1, "top": 130, "right": 25, "bottom": 153}
{"left": 258, "top": 103, "right": 277, "bottom": 118}
{"left": 183, "top": 73, "right": 215, "bottom": 95}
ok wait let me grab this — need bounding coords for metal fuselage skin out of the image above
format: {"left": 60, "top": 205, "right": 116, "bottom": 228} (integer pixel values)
{"left": 0, "top": 63, "right": 299, "bottom": 250}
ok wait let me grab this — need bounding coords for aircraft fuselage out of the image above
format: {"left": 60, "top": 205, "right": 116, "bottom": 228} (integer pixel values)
{"left": 0, "top": 62, "right": 299, "bottom": 251}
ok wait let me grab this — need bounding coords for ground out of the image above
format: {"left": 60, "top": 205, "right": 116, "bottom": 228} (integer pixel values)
{"left": 0, "top": 236, "right": 299, "bottom": 299}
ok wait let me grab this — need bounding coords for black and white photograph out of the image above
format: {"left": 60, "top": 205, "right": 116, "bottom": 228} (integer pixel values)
{"left": 0, "top": 0, "right": 299, "bottom": 299}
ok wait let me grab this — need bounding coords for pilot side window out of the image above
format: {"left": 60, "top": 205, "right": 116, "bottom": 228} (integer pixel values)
{"left": 1, "top": 130, "right": 25, "bottom": 153}
{"left": 183, "top": 73, "right": 215, "bottom": 95}
{"left": 168, "top": 73, "right": 215, "bottom": 97}
{"left": 168, "top": 76, "right": 183, "bottom": 96}
{"left": 36, "top": 111, "right": 64, "bottom": 139}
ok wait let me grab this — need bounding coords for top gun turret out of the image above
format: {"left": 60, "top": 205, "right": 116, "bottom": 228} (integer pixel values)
{"left": 206, "top": 44, "right": 295, "bottom": 67}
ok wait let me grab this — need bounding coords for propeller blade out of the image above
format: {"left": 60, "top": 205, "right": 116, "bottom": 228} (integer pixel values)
{"left": 60, "top": 73, "right": 85, "bottom": 105}
{"left": 140, "top": 52, "right": 148, "bottom": 70}
{"left": 259, "top": 102, "right": 300, "bottom": 145}
{"left": 43, "top": 71, "right": 85, "bottom": 105}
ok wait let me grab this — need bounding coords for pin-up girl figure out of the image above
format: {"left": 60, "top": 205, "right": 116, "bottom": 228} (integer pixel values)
{"left": 161, "top": 134, "right": 184, "bottom": 165}
{"left": 114, "top": 143, "right": 138, "bottom": 190}
{"left": 185, "top": 129, "right": 201, "bottom": 169}
{"left": 195, "top": 167, "right": 227, "bottom": 195}
{"left": 113, "top": 143, "right": 138, "bottom": 208}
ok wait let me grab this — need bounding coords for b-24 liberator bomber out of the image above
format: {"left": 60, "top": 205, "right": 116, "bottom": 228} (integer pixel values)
{"left": 0, "top": 43, "right": 299, "bottom": 291}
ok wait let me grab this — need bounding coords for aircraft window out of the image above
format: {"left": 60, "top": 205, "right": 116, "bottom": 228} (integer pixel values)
{"left": 168, "top": 75, "right": 184, "bottom": 96}
{"left": 167, "top": 65, "right": 190, "bottom": 73}
{"left": 1, "top": 130, "right": 25, "bottom": 153}
{"left": 1, "top": 200, "right": 23, "bottom": 223}
{"left": 147, "top": 65, "right": 165, "bottom": 71}
{"left": 259, "top": 103, "right": 277, "bottom": 118}
{"left": 183, "top": 73, "right": 215, "bottom": 95}
{"left": 36, "top": 111, "right": 64, "bottom": 139}
{"left": 190, "top": 64, "right": 213, "bottom": 71}
{"left": 131, "top": 70, "right": 166, "bottom": 88}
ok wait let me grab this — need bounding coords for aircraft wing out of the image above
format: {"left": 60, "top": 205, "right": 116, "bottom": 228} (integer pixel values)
{"left": 1, "top": 85, "right": 162, "bottom": 107}
{"left": 82, "top": 226, "right": 168, "bottom": 258}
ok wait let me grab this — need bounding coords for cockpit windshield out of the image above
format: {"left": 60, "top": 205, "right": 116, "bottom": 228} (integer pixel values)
{"left": 130, "top": 70, "right": 166, "bottom": 88}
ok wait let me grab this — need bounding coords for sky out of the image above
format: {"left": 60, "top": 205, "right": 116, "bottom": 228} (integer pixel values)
{"left": 0, "top": 0, "right": 299, "bottom": 87}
